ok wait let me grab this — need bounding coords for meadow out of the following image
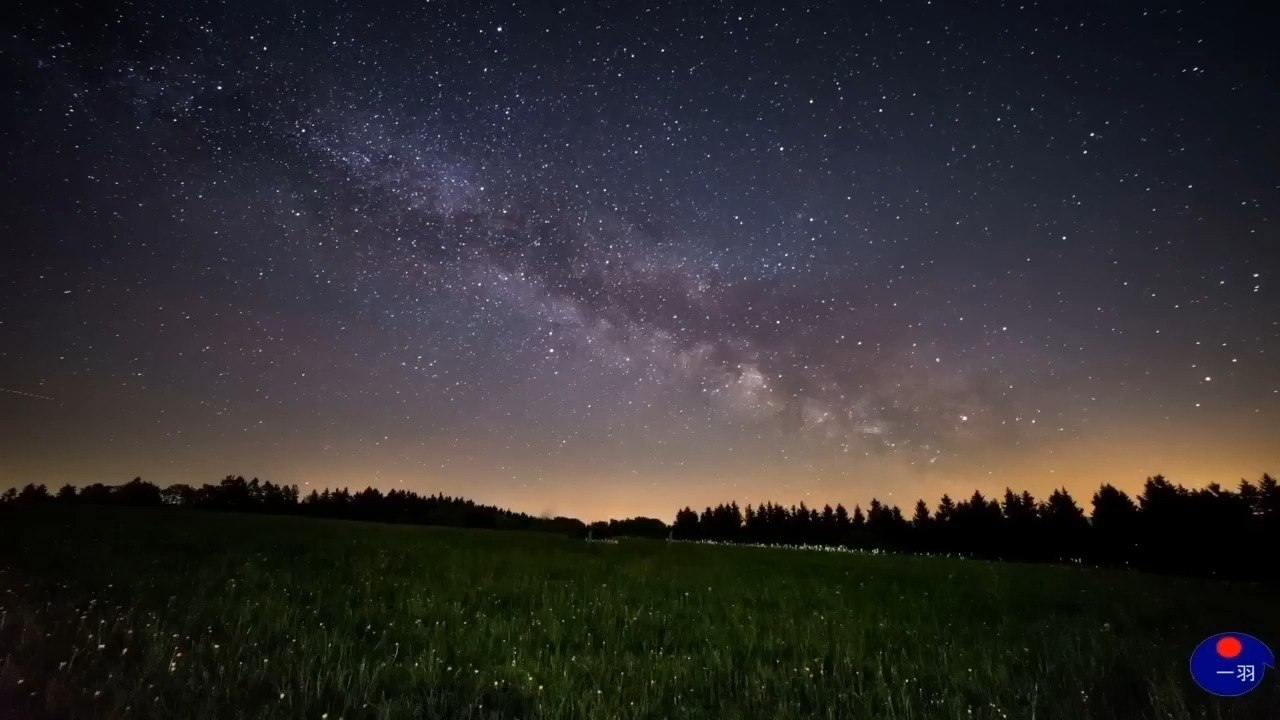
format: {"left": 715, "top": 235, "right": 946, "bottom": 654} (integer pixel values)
{"left": 1, "top": 507, "right": 1276, "bottom": 720}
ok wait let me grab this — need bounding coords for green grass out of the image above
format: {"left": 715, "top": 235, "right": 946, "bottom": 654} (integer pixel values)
{"left": 1, "top": 507, "right": 1276, "bottom": 719}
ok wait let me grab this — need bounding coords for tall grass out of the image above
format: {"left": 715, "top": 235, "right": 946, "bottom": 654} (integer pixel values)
{"left": 1, "top": 507, "right": 1275, "bottom": 719}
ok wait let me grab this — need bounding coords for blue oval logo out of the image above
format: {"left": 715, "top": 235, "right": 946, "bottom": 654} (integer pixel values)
{"left": 1189, "top": 632, "right": 1274, "bottom": 697}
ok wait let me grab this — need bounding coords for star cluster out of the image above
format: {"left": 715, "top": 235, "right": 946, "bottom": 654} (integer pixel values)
{"left": 2, "top": 0, "right": 1277, "bottom": 520}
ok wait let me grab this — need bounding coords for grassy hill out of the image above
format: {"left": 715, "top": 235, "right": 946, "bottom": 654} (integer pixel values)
{"left": 1, "top": 507, "right": 1275, "bottom": 719}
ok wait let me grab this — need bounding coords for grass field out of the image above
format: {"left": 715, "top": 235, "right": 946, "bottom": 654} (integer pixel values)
{"left": 1, "top": 507, "right": 1276, "bottom": 719}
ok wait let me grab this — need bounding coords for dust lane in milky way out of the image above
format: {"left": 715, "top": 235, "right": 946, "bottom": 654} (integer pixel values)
{"left": 2, "top": 1, "right": 1277, "bottom": 520}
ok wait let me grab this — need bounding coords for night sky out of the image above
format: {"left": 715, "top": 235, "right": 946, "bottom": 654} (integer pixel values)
{"left": 3, "top": 1, "right": 1277, "bottom": 521}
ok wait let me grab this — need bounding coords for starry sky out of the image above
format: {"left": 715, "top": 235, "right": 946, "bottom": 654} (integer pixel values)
{"left": 3, "top": 1, "right": 1278, "bottom": 521}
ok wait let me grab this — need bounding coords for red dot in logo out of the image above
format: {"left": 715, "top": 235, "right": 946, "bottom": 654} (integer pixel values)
{"left": 1216, "top": 636, "right": 1243, "bottom": 659}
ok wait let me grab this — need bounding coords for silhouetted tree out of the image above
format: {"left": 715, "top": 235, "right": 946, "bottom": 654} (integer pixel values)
{"left": 833, "top": 503, "right": 851, "bottom": 545}
{"left": 935, "top": 494, "right": 956, "bottom": 523}
{"left": 1091, "top": 484, "right": 1138, "bottom": 565}
{"left": 78, "top": 483, "right": 113, "bottom": 503}
{"left": 1001, "top": 488, "right": 1038, "bottom": 560}
{"left": 1258, "top": 474, "right": 1280, "bottom": 516}
{"left": 908, "top": 499, "right": 933, "bottom": 552}
{"left": 216, "top": 475, "right": 253, "bottom": 510}
{"left": 819, "top": 504, "right": 836, "bottom": 545}
{"left": 161, "top": 483, "right": 197, "bottom": 506}
{"left": 952, "top": 490, "right": 1001, "bottom": 557}
{"left": 17, "top": 483, "right": 50, "bottom": 505}
{"left": 672, "top": 507, "right": 700, "bottom": 540}
{"left": 116, "top": 477, "right": 162, "bottom": 505}
{"left": 1039, "top": 488, "right": 1087, "bottom": 561}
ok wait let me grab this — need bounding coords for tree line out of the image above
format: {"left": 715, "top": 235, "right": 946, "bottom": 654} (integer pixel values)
{"left": 3, "top": 472, "right": 1276, "bottom": 581}
{"left": 0, "top": 475, "right": 587, "bottom": 536}
{"left": 671, "top": 474, "right": 1278, "bottom": 580}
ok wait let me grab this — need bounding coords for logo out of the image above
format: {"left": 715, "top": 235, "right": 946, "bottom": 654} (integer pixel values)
{"left": 1189, "top": 632, "right": 1274, "bottom": 697}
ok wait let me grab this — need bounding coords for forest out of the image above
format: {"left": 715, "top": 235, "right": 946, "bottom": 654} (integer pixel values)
{"left": 4, "top": 472, "right": 1276, "bottom": 581}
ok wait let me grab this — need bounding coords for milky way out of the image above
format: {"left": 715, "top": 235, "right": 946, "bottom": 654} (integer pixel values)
{"left": 3, "top": 1, "right": 1277, "bottom": 519}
